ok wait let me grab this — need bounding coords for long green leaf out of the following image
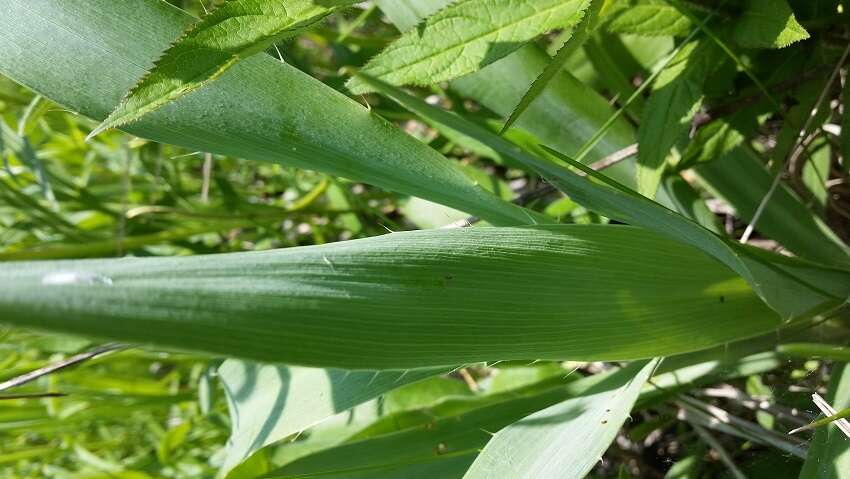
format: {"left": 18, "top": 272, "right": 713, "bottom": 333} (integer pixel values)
{"left": 346, "top": 0, "right": 592, "bottom": 94}
{"left": 0, "top": 0, "right": 536, "bottom": 228}
{"left": 463, "top": 360, "right": 656, "bottom": 479}
{"left": 536, "top": 145, "right": 849, "bottom": 319}
{"left": 351, "top": 71, "right": 849, "bottom": 319}
{"left": 219, "top": 361, "right": 444, "bottom": 473}
{"left": 0, "top": 225, "right": 782, "bottom": 369}
{"left": 90, "top": 0, "right": 358, "bottom": 138}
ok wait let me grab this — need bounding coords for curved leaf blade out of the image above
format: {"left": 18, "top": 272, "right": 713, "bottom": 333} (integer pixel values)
{"left": 500, "top": 0, "right": 603, "bottom": 134}
{"left": 346, "top": 0, "right": 592, "bottom": 94}
{"left": 0, "top": 225, "right": 780, "bottom": 369}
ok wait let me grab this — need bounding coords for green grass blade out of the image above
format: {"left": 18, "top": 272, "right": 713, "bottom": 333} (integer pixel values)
{"left": 463, "top": 360, "right": 656, "bottom": 479}
{"left": 0, "top": 225, "right": 782, "bottom": 369}
{"left": 0, "top": 0, "right": 534, "bottom": 227}
{"left": 90, "top": 0, "right": 358, "bottom": 138}
{"left": 799, "top": 364, "right": 850, "bottom": 477}
{"left": 500, "top": 0, "right": 603, "bottom": 134}
{"left": 346, "top": 0, "right": 592, "bottom": 94}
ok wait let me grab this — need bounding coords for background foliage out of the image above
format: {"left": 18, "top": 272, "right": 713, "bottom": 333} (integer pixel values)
{"left": 0, "top": 0, "right": 849, "bottom": 477}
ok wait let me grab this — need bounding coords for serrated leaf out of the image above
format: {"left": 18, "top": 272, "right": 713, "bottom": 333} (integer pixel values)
{"left": 733, "top": 0, "right": 809, "bottom": 49}
{"left": 501, "top": 0, "right": 603, "bottom": 134}
{"left": 0, "top": 225, "right": 785, "bottom": 369}
{"left": 603, "top": 0, "right": 692, "bottom": 37}
{"left": 637, "top": 40, "right": 718, "bottom": 198}
{"left": 463, "top": 360, "right": 656, "bottom": 479}
{"left": 346, "top": 0, "right": 592, "bottom": 94}
{"left": 219, "top": 361, "right": 444, "bottom": 474}
{"left": 89, "top": 0, "right": 357, "bottom": 138}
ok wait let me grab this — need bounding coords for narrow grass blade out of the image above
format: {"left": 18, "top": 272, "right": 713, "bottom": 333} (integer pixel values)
{"left": 500, "top": 0, "right": 603, "bottom": 134}
{"left": 799, "top": 364, "right": 850, "bottom": 477}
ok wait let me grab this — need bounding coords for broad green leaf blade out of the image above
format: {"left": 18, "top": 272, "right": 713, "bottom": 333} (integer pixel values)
{"left": 90, "top": 0, "right": 357, "bottom": 138}
{"left": 346, "top": 0, "right": 592, "bottom": 94}
{"left": 733, "top": 0, "right": 809, "bottom": 49}
{"left": 799, "top": 363, "right": 850, "bottom": 478}
{"left": 0, "top": 225, "right": 782, "bottom": 369}
{"left": 463, "top": 360, "right": 656, "bottom": 479}
{"left": 637, "top": 40, "right": 717, "bottom": 198}
{"left": 0, "top": 0, "right": 536, "bottom": 228}
{"left": 537, "top": 145, "right": 849, "bottom": 319}
{"left": 352, "top": 71, "right": 849, "bottom": 319}
{"left": 219, "top": 361, "right": 445, "bottom": 473}
{"left": 602, "top": 0, "right": 692, "bottom": 37}
{"left": 500, "top": 0, "right": 603, "bottom": 134}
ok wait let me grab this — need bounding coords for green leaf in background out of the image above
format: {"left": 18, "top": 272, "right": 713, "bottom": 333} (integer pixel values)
{"left": 463, "top": 360, "right": 656, "bottom": 479}
{"left": 90, "top": 0, "right": 358, "bottom": 138}
{"left": 602, "top": 0, "right": 692, "bottom": 37}
{"left": 346, "top": 0, "right": 592, "bottom": 94}
{"left": 500, "top": 0, "right": 603, "bottom": 134}
{"left": 637, "top": 39, "right": 719, "bottom": 198}
{"left": 733, "top": 0, "right": 810, "bottom": 49}
{"left": 0, "top": 0, "right": 537, "bottom": 228}
{"left": 0, "top": 225, "right": 783, "bottom": 369}
{"left": 799, "top": 363, "right": 850, "bottom": 478}
{"left": 218, "top": 361, "right": 444, "bottom": 474}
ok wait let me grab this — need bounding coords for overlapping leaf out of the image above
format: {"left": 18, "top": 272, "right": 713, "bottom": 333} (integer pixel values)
{"left": 346, "top": 0, "right": 592, "bottom": 94}
{"left": 351, "top": 72, "right": 850, "bottom": 319}
{"left": 637, "top": 39, "right": 720, "bottom": 198}
{"left": 90, "top": 0, "right": 358, "bottom": 138}
{"left": 0, "top": 0, "right": 538, "bottom": 228}
{"left": 733, "top": 0, "right": 809, "bottom": 49}
{"left": 219, "top": 361, "right": 445, "bottom": 473}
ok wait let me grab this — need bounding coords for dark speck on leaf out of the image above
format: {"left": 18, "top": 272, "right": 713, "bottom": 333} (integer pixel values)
{"left": 720, "top": 296, "right": 725, "bottom": 303}
{"left": 601, "top": 420, "right": 608, "bottom": 424}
